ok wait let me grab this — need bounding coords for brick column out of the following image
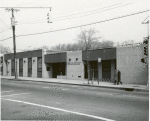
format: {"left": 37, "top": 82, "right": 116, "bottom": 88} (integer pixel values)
{"left": 16, "top": 59, "right": 19, "bottom": 78}
{"left": 7, "top": 59, "right": 11, "bottom": 76}
{"left": 111, "top": 60, "right": 115, "bottom": 82}
{"left": 23, "top": 58, "right": 28, "bottom": 77}
{"left": 3, "top": 58, "right": 7, "bottom": 76}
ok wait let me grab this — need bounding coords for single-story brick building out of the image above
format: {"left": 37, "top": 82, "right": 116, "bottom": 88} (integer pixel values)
{"left": 0, "top": 43, "right": 148, "bottom": 85}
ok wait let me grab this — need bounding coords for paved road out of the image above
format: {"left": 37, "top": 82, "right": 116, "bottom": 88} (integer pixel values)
{"left": 1, "top": 79, "right": 149, "bottom": 121}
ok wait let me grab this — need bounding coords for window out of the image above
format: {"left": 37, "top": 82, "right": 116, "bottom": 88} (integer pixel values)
{"left": 47, "top": 67, "right": 50, "bottom": 71}
{"left": 37, "top": 57, "right": 42, "bottom": 72}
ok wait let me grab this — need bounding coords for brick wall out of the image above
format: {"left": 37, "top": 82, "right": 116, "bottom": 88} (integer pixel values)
{"left": 23, "top": 58, "right": 28, "bottom": 77}
{"left": 42, "top": 49, "right": 53, "bottom": 78}
{"left": 3, "top": 57, "right": 7, "bottom": 76}
{"left": 111, "top": 60, "right": 115, "bottom": 82}
{"left": 117, "top": 44, "right": 148, "bottom": 85}
{"left": 66, "top": 51, "right": 84, "bottom": 80}
{"left": 16, "top": 59, "right": 19, "bottom": 77}
{"left": 7, "top": 59, "right": 11, "bottom": 76}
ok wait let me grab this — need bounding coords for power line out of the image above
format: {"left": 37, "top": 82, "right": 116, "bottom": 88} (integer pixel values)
{"left": 17, "top": 18, "right": 47, "bottom": 23}
{"left": 54, "top": 3, "right": 132, "bottom": 22}
{"left": 0, "top": 7, "right": 51, "bottom": 9}
{"left": 0, "top": 26, "right": 11, "bottom": 32}
{"left": 16, "top": 3, "right": 132, "bottom": 25}
{"left": 53, "top": 3, "right": 132, "bottom": 20}
{"left": 142, "top": 16, "right": 149, "bottom": 23}
{"left": 16, "top": 10, "right": 150, "bottom": 37}
{"left": 0, "top": 28, "right": 11, "bottom": 33}
{"left": 15, "top": 3, "right": 122, "bottom": 23}
{"left": 16, "top": 20, "right": 47, "bottom": 25}
{"left": 50, "top": 3, "right": 123, "bottom": 19}
{"left": 0, "top": 37, "right": 12, "bottom": 41}
{"left": 0, "top": 19, "right": 11, "bottom": 29}
{"left": 0, "top": 9, "right": 149, "bottom": 42}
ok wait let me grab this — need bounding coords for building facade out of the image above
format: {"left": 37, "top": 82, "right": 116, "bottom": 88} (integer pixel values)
{"left": 1, "top": 44, "right": 148, "bottom": 85}
{"left": 117, "top": 44, "right": 148, "bottom": 85}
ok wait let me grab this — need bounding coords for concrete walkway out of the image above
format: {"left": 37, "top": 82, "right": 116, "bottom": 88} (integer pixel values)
{"left": 1, "top": 76, "right": 149, "bottom": 92}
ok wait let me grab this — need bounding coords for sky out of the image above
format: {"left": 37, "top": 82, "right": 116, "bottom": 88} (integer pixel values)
{"left": 0, "top": 0, "right": 149, "bottom": 52}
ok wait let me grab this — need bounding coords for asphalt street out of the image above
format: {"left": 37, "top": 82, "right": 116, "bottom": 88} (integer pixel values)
{"left": 1, "top": 78, "right": 149, "bottom": 121}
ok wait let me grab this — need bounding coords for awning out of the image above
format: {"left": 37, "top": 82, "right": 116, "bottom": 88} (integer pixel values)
{"left": 82, "top": 48, "right": 116, "bottom": 61}
{"left": 44, "top": 52, "right": 66, "bottom": 63}
{"left": 4, "top": 49, "right": 42, "bottom": 60}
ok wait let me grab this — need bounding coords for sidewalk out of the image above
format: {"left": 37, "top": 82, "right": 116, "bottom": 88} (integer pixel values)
{"left": 1, "top": 76, "right": 149, "bottom": 92}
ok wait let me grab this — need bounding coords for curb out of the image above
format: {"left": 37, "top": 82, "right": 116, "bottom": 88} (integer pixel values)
{"left": 1, "top": 78, "right": 149, "bottom": 92}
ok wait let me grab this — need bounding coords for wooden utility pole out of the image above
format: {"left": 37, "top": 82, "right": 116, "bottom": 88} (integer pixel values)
{"left": 6, "top": 8, "right": 19, "bottom": 80}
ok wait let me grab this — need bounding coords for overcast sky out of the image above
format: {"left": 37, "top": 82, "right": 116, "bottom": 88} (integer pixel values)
{"left": 0, "top": 0, "right": 149, "bottom": 52}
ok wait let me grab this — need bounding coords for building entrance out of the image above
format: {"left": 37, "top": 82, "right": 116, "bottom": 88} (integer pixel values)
{"left": 84, "top": 61, "right": 98, "bottom": 80}
{"left": 84, "top": 60, "right": 112, "bottom": 81}
{"left": 102, "top": 60, "right": 111, "bottom": 80}
{"left": 52, "top": 62, "right": 66, "bottom": 78}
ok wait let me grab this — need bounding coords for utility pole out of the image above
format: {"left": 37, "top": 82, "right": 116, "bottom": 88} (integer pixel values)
{"left": 6, "top": 8, "right": 19, "bottom": 80}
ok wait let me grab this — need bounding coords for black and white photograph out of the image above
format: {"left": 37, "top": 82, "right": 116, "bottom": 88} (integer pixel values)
{"left": 0, "top": 0, "right": 149, "bottom": 120}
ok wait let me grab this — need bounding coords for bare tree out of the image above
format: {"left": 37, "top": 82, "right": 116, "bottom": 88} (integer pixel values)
{"left": 99, "top": 40, "right": 115, "bottom": 48}
{"left": 77, "top": 28, "right": 100, "bottom": 50}
{"left": 77, "top": 28, "right": 100, "bottom": 84}
{"left": 49, "top": 28, "right": 115, "bottom": 83}
{"left": 34, "top": 45, "right": 49, "bottom": 50}
{"left": 116, "top": 40, "right": 135, "bottom": 47}
{"left": 0, "top": 44, "right": 12, "bottom": 54}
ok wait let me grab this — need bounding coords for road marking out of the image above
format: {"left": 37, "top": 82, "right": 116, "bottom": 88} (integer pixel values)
{"left": 1, "top": 93, "right": 30, "bottom": 97}
{"left": 1, "top": 90, "right": 14, "bottom": 93}
{"left": 1, "top": 98, "right": 115, "bottom": 121}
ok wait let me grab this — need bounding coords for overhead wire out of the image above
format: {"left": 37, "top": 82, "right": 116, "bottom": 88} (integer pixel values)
{"left": 142, "top": 16, "right": 149, "bottom": 23}
{"left": 16, "top": 3, "right": 132, "bottom": 25}
{"left": 53, "top": 3, "right": 132, "bottom": 22}
{"left": 17, "top": 10, "right": 150, "bottom": 37}
{"left": 16, "top": 20, "right": 47, "bottom": 25}
{"left": 17, "top": 18, "right": 47, "bottom": 23}
{"left": 0, "top": 19, "right": 11, "bottom": 29}
{"left": 1, "top": 26, "right": 11, "bottom": 30}
{"left": 16, "top": 3, "right": 122, "bottom": 23}
{"left": 0, "top": 9, "right": 149, "bottom": 42}
{"left": 0, "top": 19, "right": 11, "bottom": 33}
{"left": 0, "top": 37, "right": 12, "bottom": 41}
{"left": 0, "top": 28, "right": 11, "bottom": 33}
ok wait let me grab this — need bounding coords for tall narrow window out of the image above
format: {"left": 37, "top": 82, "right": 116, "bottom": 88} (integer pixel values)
{"left": 11, "top": 59, "right": 15, "bottom": 76}
{"left": 28, "top": 58, "right": 32, "bottom": 77}
{"left": 37, "top": 57, "right": 42, "bottom": 78}
{"left": 19, "top": 59, "right": 23, "bottom": 77}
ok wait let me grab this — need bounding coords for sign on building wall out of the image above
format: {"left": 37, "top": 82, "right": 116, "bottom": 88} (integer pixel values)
{"left": 67, "top": 62, "right": 81, "bottom": 65}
